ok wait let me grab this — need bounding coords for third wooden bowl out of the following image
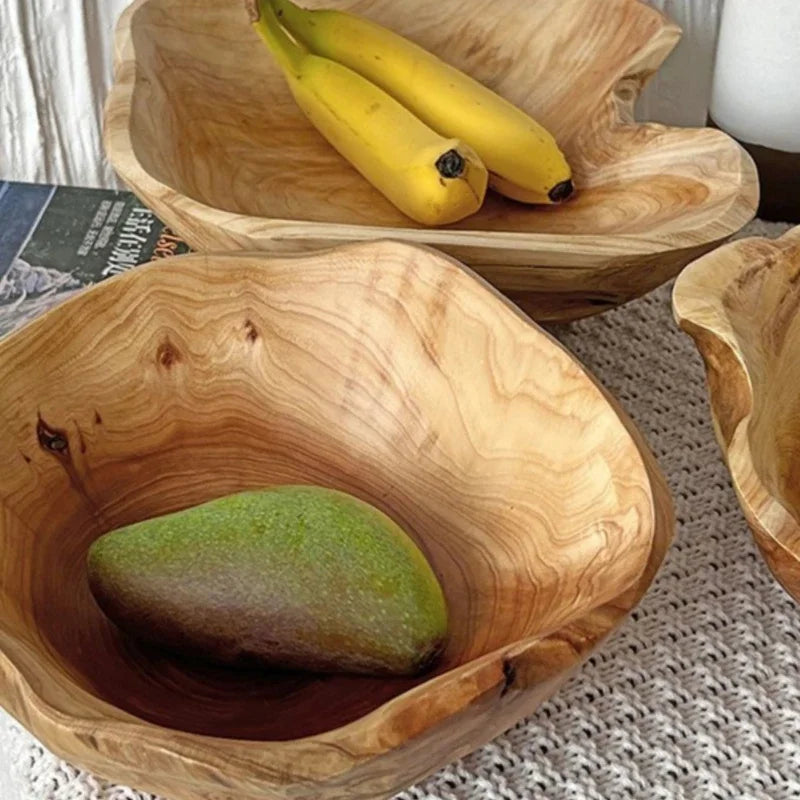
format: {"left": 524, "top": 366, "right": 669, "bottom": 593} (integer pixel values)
{"left": 103, "top": 0, "right": 758, "bottom": 323}
{"left": 673, "top": 226, "right": 800, "bottom": 603}
{"left": 0, "top": 241, "right": 672, "bottom": 799}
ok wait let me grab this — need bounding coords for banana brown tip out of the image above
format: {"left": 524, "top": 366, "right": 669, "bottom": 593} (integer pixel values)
{"left": 548, "top": 179, "right": 574, "bottom": 203}
{"left": 436, "top": 149, "right": 466, "bottom": 179}
{"left": 244, "top": 0, "right": 259, "bottom": 23}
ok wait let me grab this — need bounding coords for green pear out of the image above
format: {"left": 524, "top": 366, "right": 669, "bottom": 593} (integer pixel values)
{"left": 87, "top": 485, "right": 448, "bottom": 676}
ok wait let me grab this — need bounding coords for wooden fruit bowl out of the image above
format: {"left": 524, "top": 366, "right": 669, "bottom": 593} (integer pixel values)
{"left": 673, "top": 226, "right": 800, "bottom": 604}
{"left": 0, "top": 241, "right": 672, "bottom": 799}
{"left": 103, "top": 0, "right": 758, "bottom": 323}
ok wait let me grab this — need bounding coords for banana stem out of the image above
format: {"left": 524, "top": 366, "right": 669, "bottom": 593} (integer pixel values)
{"left": 248, "top": 0, "right": 308, "bottom": 76}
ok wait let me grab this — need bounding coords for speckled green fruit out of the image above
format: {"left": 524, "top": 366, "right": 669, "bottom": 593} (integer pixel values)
{"left": 87, "top": 485, "right": 448, "bottom": 676}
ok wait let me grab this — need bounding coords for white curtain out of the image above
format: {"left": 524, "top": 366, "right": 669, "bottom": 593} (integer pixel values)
{"left": 0, "top": 0, "right": 722, "bottom": 191}
{"left": 636, "top": 0, "right": 724, "bottom": 128}
{"left": 0, "top": 0, "right": 129, "bottom": 188}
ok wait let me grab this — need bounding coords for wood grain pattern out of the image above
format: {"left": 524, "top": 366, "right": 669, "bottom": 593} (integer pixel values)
{"left": 0, "top": 241, "right": 673, "bottom": 799}
{"left": 103, "top": 0, "right": 758, "bottom": 323}
{"left": 673, "top": 225, "right": 800, "bottom": 604}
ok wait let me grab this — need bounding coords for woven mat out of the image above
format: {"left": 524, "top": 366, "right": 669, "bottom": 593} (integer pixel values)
{"left": 2, "top": 220, "right": 799, "bottom": 800}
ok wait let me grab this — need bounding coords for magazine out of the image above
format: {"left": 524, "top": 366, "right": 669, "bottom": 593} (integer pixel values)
{"left": 0, "top": 181, "right": 191, "bottom": 336}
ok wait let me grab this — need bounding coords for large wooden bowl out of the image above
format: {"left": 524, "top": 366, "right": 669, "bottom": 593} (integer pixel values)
{"left": 0, "top": 241, "right": 672, "bottom": 800}
{"left": 103, "top": 0, "right": 758, "bottom": 323}
{"left": 673, "top": 226, "right": 800, "bottom": 603}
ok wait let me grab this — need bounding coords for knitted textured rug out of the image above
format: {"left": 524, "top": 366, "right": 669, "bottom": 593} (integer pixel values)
{"left": 2, "top": 220, "right": 798, "bottom": 800}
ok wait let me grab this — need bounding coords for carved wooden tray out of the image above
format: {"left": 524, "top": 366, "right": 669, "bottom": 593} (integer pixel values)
{"left": 0, "top": 242, "right": 672, "bottom": 799}
{"left": 104, "top": 0, "right": 757, "bottom": 322}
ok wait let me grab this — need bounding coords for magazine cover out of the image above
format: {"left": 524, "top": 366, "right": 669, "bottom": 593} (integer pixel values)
{"left": 0, "top": 181, "right": 191, "bottom": 336}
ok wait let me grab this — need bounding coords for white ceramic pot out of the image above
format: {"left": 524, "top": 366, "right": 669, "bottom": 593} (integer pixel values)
{"left": 710, "top": 0, "right": 800, "bottom": 153}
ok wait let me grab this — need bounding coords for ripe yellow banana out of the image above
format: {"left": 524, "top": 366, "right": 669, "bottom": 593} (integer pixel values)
{"left": 246, "top": 0, "right": 487, "bottom": 225}
{"left": 268, "top": 0, "right": 573, "bottom": 205}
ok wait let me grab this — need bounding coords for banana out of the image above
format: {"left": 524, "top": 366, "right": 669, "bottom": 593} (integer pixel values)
{"left": 268, "top": 0, "right": 573, "bottom": 205}
{"left": 246, "top": 0, "right": 487, "bottom": 226}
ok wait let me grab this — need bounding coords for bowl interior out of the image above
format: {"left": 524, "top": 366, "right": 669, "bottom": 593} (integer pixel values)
{"left": 124, "top": 0, "right": 743, "bottom": 235}
{"left": 0, "top": 244, "right": 654, "bottom": 741}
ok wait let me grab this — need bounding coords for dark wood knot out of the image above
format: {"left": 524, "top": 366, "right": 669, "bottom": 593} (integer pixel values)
{"left": 157, "top": 340, "right": 181, "bottom": 368}
{"left": 244, "top": 320, "right": 259, "bottom": 343}
{"left": 37, "top": 416, "right": 69, "bottom": 456}
{"left": 501, "top": 658, "right": 517, "bottom": 697}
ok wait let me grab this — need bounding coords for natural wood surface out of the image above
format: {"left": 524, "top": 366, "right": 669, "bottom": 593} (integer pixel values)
{"left": 103, "top": 0, "right": 758, "bottom": 323}
{"left": 0, "top": 241, "right": 673, "bottom": 799}
{"left": 673, "top": 226, "right": 800, "bottom": 604}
